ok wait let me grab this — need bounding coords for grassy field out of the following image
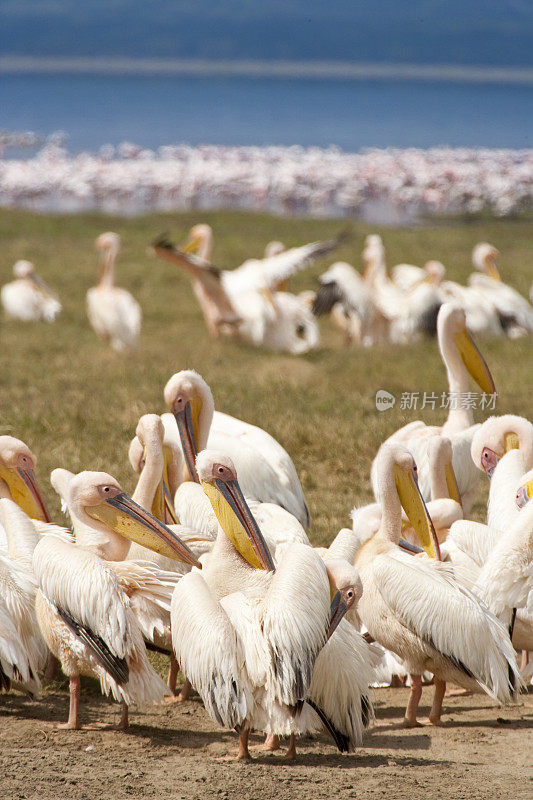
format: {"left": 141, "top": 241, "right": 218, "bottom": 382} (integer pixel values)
{"left": 1, "top": 208, "right": 532, "bottom": 545}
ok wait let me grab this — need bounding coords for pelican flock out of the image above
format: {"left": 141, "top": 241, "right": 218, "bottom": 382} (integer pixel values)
{"left": 1, "top": 208, "right": 532, "bottom": 774}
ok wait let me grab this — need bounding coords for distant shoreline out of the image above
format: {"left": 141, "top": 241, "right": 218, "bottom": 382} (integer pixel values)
{"left": 2, "top": 56, "right": 533, "bottom": 85}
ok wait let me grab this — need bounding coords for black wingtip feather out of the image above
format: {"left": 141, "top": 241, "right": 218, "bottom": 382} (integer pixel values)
{"left": 306, "top": 698, "right": 351, "bottom": 753}
{"left": 56, "top": 606, "right": 129, "bottom": 685}
{"left": 312, "top": 281, "right": 343, "bottom": 316}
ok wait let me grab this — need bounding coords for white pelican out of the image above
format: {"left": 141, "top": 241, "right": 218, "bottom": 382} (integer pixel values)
{"left": 87, "top": 232, "right": 142, "bottom": 351}
{"left": 371, "top": 303, "right": 496, "bottom": 514}
{"left": 171, "top": 451, "right": 375, "bottom": 759}
{"left": 468, "top": 243, "right": 533, "bottom": 337}
{"left": 312, "top": 261, "right": 389, "bottom": 347}
{"left": 391, "top": 260, "right": 446, "bottom": 293}
{"left": 0, "top": 435, "right": 51, "bottom": 523}
{"left": 151, "top": 225, "right": 340, "bottom": 353}
{"left": 0, "top": 499, "right": 51, "bottom": 693}
{"left": 162, "top": 369, "right": 310, "bottom": 527}
{"left": 34, "top": 470, "right": 200, "bottom": 729}
{"left": 361, "top": 235, "right": 442, "bottom": 343}
{"left": 356, "top": 443, "right": 519, "bottom": 726}
{"left": 1, "top": 260, "right": 61, "bottom": 322}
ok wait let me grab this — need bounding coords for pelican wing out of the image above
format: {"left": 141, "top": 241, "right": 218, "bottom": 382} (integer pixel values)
{"left": 372, "top": 549, "right": 519, "bottom": 701}
{"left": 259, "top": 543, "right": 330, "bottom": 707}
{"left": 152, "top": 237, "right": 241, "bottom": 325}
{"left": 228, "top": 235, "right": 344, "bottom": 295}
{"left": 171, "top": 571, "right": 251, "bottom": 729}
{"left": 34, "top": 537, "right": 130, "bottom": 663}
{"left": 0, "top": 555, "right": 46, "bottom": 687}
{"left": 446, "top": 519, "right": 499, "bottom": 568}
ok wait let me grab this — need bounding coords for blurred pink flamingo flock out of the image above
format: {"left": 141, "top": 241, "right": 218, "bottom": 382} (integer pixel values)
{"left": 1, "top": 138, "right": 533, "bottom": 221}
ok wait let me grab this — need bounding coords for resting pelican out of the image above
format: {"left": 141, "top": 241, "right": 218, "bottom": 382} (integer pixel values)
{"left": 34, "top": 470, "right": 200, "bottom": 729}
{"left": 162, "top": 370, "right": 310, "bottom": 527}
{"left": 87, "top": 232, "right": 142, "bottom": 350}
{"left": 471, "top": 415, "right": 533, "bottom": 532}
{"left": 357, "top": 443, "right": 519, "bottom": 727}
{"left": 172, "top": 451, "right": 375, "bottom": 759}
{"left": 151, "top": 225, "right": 340, "bottom": 353}
{"left": 0, "top": 499, "right": 52, "bottom": 693}
{"left": 1, "top": 260, "right": 61, "bottom": 322}
{"left": 371, "top": 303, "right": 496, "bottom": 514}
{"left": 391, "top": 260, "right": 445, "bottom": 292}
{"left": 468, "top": 243, "right": 533, "bottom": 337}
{"left": 0, "top": 435, "right": 51, "bottom": 524}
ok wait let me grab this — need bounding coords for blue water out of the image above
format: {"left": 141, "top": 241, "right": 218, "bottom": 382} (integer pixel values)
{"left": 2, "top": 74, "right": 533, "bottom": 152}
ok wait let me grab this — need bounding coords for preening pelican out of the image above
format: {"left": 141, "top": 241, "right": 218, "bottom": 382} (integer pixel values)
{"left": 162, "top": 369, "right": 310, "bottom": 527}
{"left": 151, "top": 225, "right": 340, "bottom": 353}
{"left": 171, "top": 451, "right": 375, "bottom": 759}
{"left": 87, "top": 232, "right": 142, "bottom": 350}
{"left": 34, "top": 470, "right": 200, "bottom": 729}
{"left": 0, "top": 435, "right": 51, "bottom": 523}
{"left": 357, "top": 443, "right": 519, "bottom": 726}
{"left": 1, "top": 260, "right": 61, "bottom": 322}
{"left": 371, "top": 303, "right": 496, "bottom": 514}
{"left": 468, "top": 243, "right": 533, "bottom": 337}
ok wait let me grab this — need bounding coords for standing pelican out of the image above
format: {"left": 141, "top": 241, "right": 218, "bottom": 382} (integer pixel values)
{"left": 1, "top": 260, "right": 61, "bottom": 322}
{"left": 357, "top": 443, "right": 519, "bottom": 727}
{"left": 34, "top": 470, "right": 200, "bottom": 729}
{"left": 162, "top": 370, "right": 310, "bottom": 527}
{"left": 87, "top": 232, "right": 142, "bottom": 350}
{"left": 371, "top": 303, "right": 496, "bottom": 513}
{"left": 172, "top": 451, "right": 376, "bottom": 759}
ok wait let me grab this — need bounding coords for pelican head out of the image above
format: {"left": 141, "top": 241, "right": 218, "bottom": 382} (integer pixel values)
{"left": 324, "top": 559, "right": 363, "bottom": 639}
{"left": 424, "top": 260, "right": 445, "bottom": 285}
{"left": 264, "top": 240, "right": 285, "bottom": 258}
{"left": 438, "top": 303, "right": 496, "bottom": 395}
{"left": 181, "top": 223, "right": 212, "bottom": 258}
{"left": 377, "top": 443, "right": 440, "bottom": 559}
{"left": 130, "top": 414, "right": 179, "bottom": 523}
{"left": 471, "top": 415, "right": 533, "bottom": 477}
{"left": 164, "top": 370, "right": 214, "bottom": 482}
{"left": 13, "top": 260, "right": 35, "bottom": 279}
{"left": 67, "top": 470, "right": 200, "bottom": 566}
{"left": 516, "top": 468, "right": 533, "bottom": 509}
{"left": 0, "top": 435, "right": 50, "bottom": 522}
{"left": 95, "top": 231, "right": 121, "bottom": 255}
{"left": 472, "top": 242, "right": 501, "bottom": 281}
{"left": 197, "top": 450, "right": 275, "bottom": 571}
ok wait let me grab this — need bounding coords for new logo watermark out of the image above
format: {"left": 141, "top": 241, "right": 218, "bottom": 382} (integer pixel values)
{"left": 375, "top": 390, "right": 396, "bottom": 411}
{"left": 375, "top": 390, "right": 497, "bottom": 412}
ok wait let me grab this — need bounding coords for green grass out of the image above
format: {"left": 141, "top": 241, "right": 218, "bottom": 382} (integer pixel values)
{"left": 1, "top": 208, "right": 532, "bottom": 545}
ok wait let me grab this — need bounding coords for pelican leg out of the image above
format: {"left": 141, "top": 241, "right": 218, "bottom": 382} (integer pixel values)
{"left": 520, "top": 650, "right": 529, "bottom": 672}
{"left": 58, "top": 675, "right": 81, "bottom": 729}
{"left": 403, "top": 674, "right": 423, "bottom": 727}
{"left": 177, "top": 678, "right": 192, "bottom": 702}
{"left": 262, "top": 733, "right": 280, "bottom": 751}
{"left": 167, "top": 654, "right": 179, "bottom": 693}
{"left": 427, "top": 679, "right": 446, "bottom": 725}
{"left": 117, "top": 702, "right": 129, "bottom": 730}
{"left": 44, "top": 653, "right": 59, "bottom": 681}
{"left": 237, "top": 724, "right": 251, "bottom": 761}
{"left": 284, "top": 733, "right": 297, "bottom": 761}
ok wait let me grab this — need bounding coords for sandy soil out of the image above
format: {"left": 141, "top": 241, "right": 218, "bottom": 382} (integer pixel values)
{"left": 1, "top": 683, "right": 532, "bottom": 800}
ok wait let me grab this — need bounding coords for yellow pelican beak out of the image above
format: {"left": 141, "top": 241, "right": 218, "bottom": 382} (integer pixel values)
{"left": 0, "top": 466, "right": 51, "bottom": 523}
{"left": 86, "top": 492, "right": 201, "bottom": 566}
{"left": 516, "top": 477, "right": 533, "bottom": 509}
{"left": 394, "top": 465, "right": 440, "bottom": 560}
{"left": 444, "top": 461, "right": 462, "bottom": 506}
{"left": 173, "top": 397, "right": 202, "bottom": 483}
{"left": 202, "top": 477, "right": 275, "bottom": 571}
{"left": 486, "top": 260, "right": 502, "bottom": 281}
{"left": 504, "top": 432, "right": 520, "bottom": 452}
{"left": 162, "top": 446, "right": 179, "bottom": 524}
{"left": 180, "top": 236, "right": 202, "bottom": 254}
{"left": 454, "top": 327, "right": 496, "bottom": 395}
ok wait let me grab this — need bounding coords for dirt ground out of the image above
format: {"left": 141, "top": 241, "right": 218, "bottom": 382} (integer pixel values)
{"left": 1, "top": 683, "right": 532, "bottom": 800}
